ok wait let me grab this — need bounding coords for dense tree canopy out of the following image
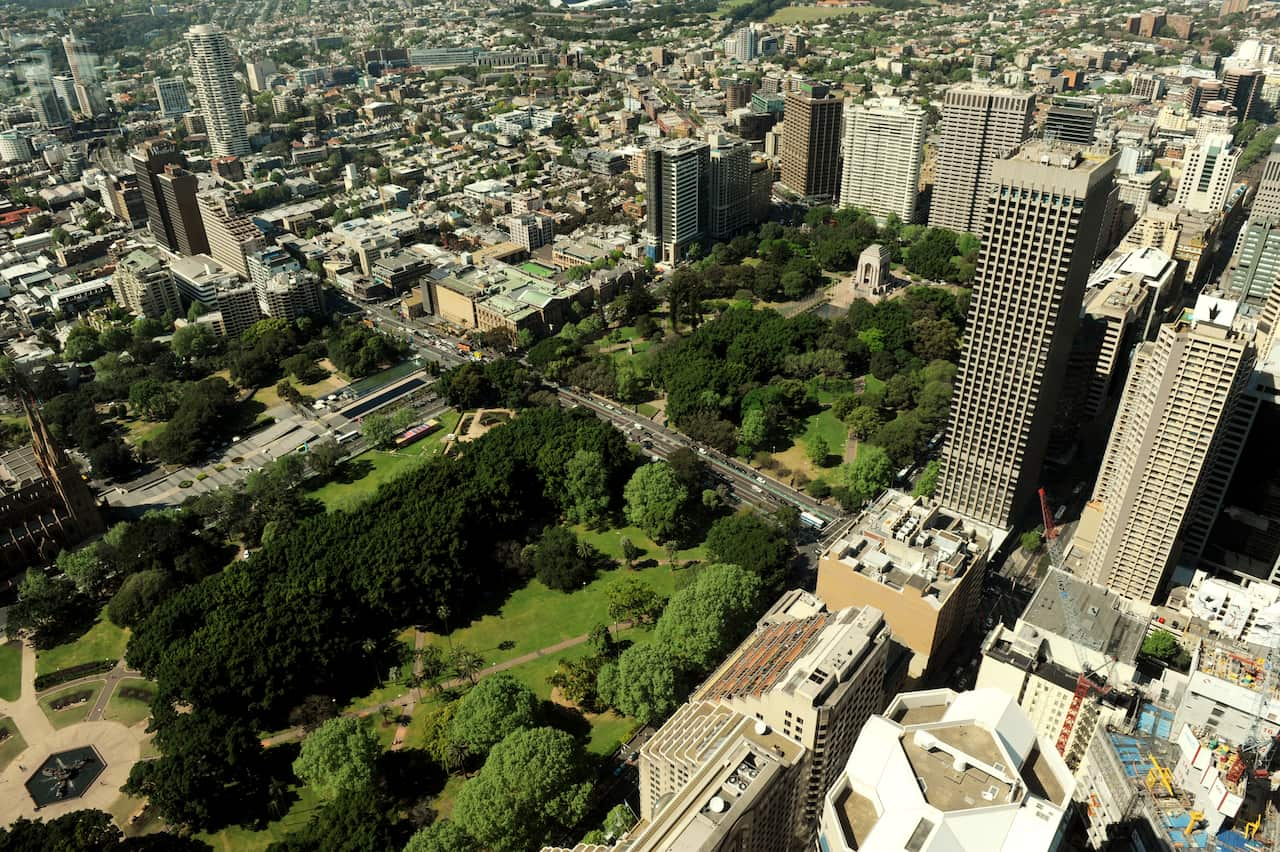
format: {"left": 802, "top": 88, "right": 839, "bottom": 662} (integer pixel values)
{"left": 292, "top": 716, "right": 382, "bottom": 799}
{"left": 446, "top": 674, "right": 540, "bottom": 756}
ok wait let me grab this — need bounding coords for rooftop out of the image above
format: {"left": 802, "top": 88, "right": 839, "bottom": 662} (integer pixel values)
{"left": 1023, "top": 568, "right": 1146, "bottom": 663}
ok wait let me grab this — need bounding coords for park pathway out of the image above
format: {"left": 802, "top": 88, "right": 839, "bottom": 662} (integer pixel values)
{"left": 263, "top": 621, "right": 633, "bottom": 749}
{"left": 0, "top": 641, "right": 55, "bottom": 748}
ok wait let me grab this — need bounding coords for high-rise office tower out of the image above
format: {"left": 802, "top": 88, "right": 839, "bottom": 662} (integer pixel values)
{"left": 1082, "top": 295, "right": 1255, "bottom": 604}
{"left": 929, "top": 86, "right": 1035, "bottom": 234}
{"left": 1173, "top": 133, "right": 1239, "bottom": 214}
{"left": 645, "top": 137, "right": 709, "bottom": 263}
{"left": 1043, "top": 96, "right": 1099, "bottom": 145}
{"left": 245, "top": 59, "right": 278, "bottom": 93}
{"left": 132, "top": 139, "right": 188, "bottom": 250}
{"left": 707, "top": 133, "right": 752, "bottom": 240}
{"left": 780, "top": 82, "right": 843, "bottom": 200}
{"left": 156, "top": 165, "right": 209, "bottom": 256}
{"left": 1226, "top": 219, "right": 1280, "bottom": 304}
{"left": 185, "top": 24, "right": 250, "bottom": 157}
{"left": 937, "top": 145, "right": 1118, "bottom": 529}
{"left": 838, "top": 96, "right": 926, "bottom": 223}
{"left": 1184, "top": 79, "right": 1225, "bottom": 117}
{"left": 26, "top": 65, "right": 71, "bottom": 132}
{"left": 1223, "top": 67, "right": 1264, "bottom": 121}
{"left": 154, "top": 77, "right": 192, "bottom": 117}
{"left": 62, "top": 32, "right": 107, "bottom": 116}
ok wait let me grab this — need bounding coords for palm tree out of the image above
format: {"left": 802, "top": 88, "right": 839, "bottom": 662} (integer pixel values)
{"left": 451, "top": 645, "right": 483, "bottom": 685}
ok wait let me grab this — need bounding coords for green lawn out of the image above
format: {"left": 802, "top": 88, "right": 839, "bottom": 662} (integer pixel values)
{"left": 103, "top": 679, "right": 155, "bottom": 727}
{"left": 424, "top": 528, "right": 692, "bottom": 671}
{"left": 198, "top": 785, "right": 324, "bottom": 852}
{"left": 862, "top": 373, "right": 886, "bottom": 394}
{"left": 40, "top": 682, "right": 104, "bottom": 729}
{"left": 307, "top": 411, "right": 461, "bottom": 512}
{"left": 0, "top": 716, "right": 27, "bottom": 772}
{"left": 339, "top": 629, "right": 417, "bottom": 713}
{"left": 768, "top": 4, "right": 883, "bottom": 22}
{"left": 637, "top": 402, "right": 660, "bottom": 418}
{"left": 35, "top": 609, "right": 129, "bottom": 677}
{"left": 0, "top": 641, "right": 21, "bottom": 701}
{"left": 801, "top": 407, "right": 848, "bottom": 459}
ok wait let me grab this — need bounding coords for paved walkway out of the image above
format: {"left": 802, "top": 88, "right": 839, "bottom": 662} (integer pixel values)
{"left": 262, "top": 622, "right": 633, "bottom": 749}
{"left": 0, "top": 641, "right": 149, "bottom": 826}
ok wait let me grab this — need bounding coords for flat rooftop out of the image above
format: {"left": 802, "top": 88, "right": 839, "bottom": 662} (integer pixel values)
{"left": 903, "top": 725, "right": 1014, "bottom": 812}
{"left": 1024, "top": 569, "right": 1145, "bottom": 663}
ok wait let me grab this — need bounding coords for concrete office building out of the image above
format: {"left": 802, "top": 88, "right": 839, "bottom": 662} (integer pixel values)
{"left": 1250, "top": 148, "right": 1280, "bottom": 221}
{"left": 977, "top": 569, "right": 1144, "bottom": 770}
{"left": 1043, "top": 97, "right": 1099, "bottom": 145}
{"left": 257, "top": 270, "right": 323, "bottom": 321}
{"left": 817, "top": 688, "right": 1075, "bottom": 852}
{"left": 505, "top": 212, "right": 554, "bottom": 251}
{"left": 156, "top": 165, "right": 209, "bottom": 256}
{"left": 153, "top": 77, "right": 191, "bottom": 117}
{"left": 1082, "top": 295, "right": 1255, "bottom": 604}
{"left": 937, "top": 145, "right": 1118, "bottom": 530}
{"left": 1174, "top": 133, "right": 1240, "bottom": 214}
{"left": 0, "top": 130, "right": 34, "bottom": 164}
{"left": 780, "top": 82, "right": 843, "bottom": 200}
{"left": 929, "top": 86, "right": 1035, "bottom": 234}
{"left": 1121, "top": 204, "right": 1218, "bottom": 287}
{"left": 1226, "top": 218, "right": 1280, "bottom": 304}
{"left": 645, "top": 138, "right": 709, "bottom": 263}
{"left": 112, "top": 248, "right": 181, "bottom": 318}
{"left": 707, "top": 133, "right": 752, "bottom": 240}
{"left": 1063, "top": 246, "right": 1178, "bottom": 423}
{"left": 198, "top": 190, "right": 265, "bottom": 279}
{"left": 1224, "top": 66, "right": 1264, "bottom": 121}
{"left": 132, "top": 139, "right": 188, "bottom": 249}
{"left": 245, "top": 59, "right": 277, "bottom": 92}
{"left": 185, "top": 25, "right": 250, "bottom": 157}
{"left": 26, "top": 66, "right": 71, "bottom": 132}
{"left": 838, "top": 97, "right": 926, "bottom": 223}
{"left": 61, "top": 32, "right": 107, "bottom": 116}
{"left": 52, "top": 74, "right": 78, "bottom": 118}
{"left": 817, "top": 490, "right": 994, "bottom": 677}
{"left": 639, "top": 591, "right": 897, "bottom": 850}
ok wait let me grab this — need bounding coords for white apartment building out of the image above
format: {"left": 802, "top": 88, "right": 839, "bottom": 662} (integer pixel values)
{"left": 1174, "top": 133, "right": 1240, "bottom": 215}
{"left": 838, "top": 97, "right": 926, "bottom": 224}
{"left": 185, "top": 24, "right": 250, "bottom": 157}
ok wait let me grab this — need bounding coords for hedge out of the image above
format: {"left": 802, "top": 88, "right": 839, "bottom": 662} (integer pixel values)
{"left": 34, "top": 659, "right": 115, "bottom": 692}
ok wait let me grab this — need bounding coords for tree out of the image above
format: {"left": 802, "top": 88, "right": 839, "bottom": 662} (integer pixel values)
{"left": 292, "top": 715, "right": 382, "bottom": 799}
{"left": 404, "top": 821, "right": 476, "bottom": 852}
{"left": 267, "top": 785, "right": 408, "bottom": 852}
{"left": 128, "top": 378, "right": 178, "bottom": 421}
{"left": 532, "top": 526, "right": 598, "bottom": 591}
{"left": 64, "top": 326, "right": 103, "bottom": 363}
{"left": 1141, "top": 629, "right": 1190, "bottom": 669}
{"left": 603, "top": 803, "right": 637, "bottom": 841}
{"left": 0, "top": 809, "right": 204, "bottom": 851}
{"left": 619, "top": 536, "right": 642, "bottom": 570}
{"left": 845, "top": 405, "right": 884, "bottom": 441}
{"left": 655, "top": 563, "right": 763, "bottom": 671}
{"left": 807, "top": 434, "right": 831, "bottom": 467}
{"left": 361, "top": 413, "right": 396, "bottom": 449}
{"left": 7, "top": 570, "right": 92, "bottom": 648}
{"left": 623, "top": 462, "right": 687, "bottom": 541}
{"left": 1020, "top": 529, "right": 1042, "bottom": 552}
{"left": 56, "top": 544, "right": 112, "bottom": 598}
{"left": 606, "top": 576, "right": 666, "bottom": 625}
{"left": 912, "top": 460, "right": 940, "bottom": 498}
{"left": 452, "top": 727, "right": 593, "bottom": 851}
{"left": 107, "top": 569, "right": 174, "bottom": 628}
{"left": 833, "top": 445, "right": 893, "bottom": 507}
{"left": 705, "top": 513, "right": 792, "bottom": 592}
{"left": 448, "top": 674, "right": 540, "bottom": 756}
{"left": 564, "top": 449, "right": 610, "bottom": 525}
{"left": 596, "top": 643, "right": 680, "bottom": 725}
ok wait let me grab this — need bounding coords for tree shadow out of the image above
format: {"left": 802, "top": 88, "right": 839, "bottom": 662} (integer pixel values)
{"left": 332, "top": 458, "right": 373, "bottom": 484}
{"left": 378, "top": 747, "right": 448, "bottom": 803}
{"left": 544, "top": 699, "right": 592, "bottom": 741}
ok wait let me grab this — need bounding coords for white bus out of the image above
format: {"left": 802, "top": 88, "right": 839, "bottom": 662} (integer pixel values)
{"left": 336, "top": 430, "right": 360, "bottom": 444}
{"left": 799, "top": 511, "right": 826, "bottom": 531}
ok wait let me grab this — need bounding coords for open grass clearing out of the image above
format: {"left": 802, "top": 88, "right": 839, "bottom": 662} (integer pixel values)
{"left": 0, "top": 716, "right": 27, "bottom": 772}
{"left": 0, "top": 641, "right": 21, "bottom": 701}
{"left": 197, "top": 785, "right": 324, "bottom": 852}
{"left": 35, "top": 609, "right": 129, "bottom": 677}
{"left": 103, "top": 678, "right": 156, "bottom": 727}
{"left": 39, "top": 682, "right": 104, "bottom": 729}
{"left": 768, "top": 4, "right": 883, "bottom": 22}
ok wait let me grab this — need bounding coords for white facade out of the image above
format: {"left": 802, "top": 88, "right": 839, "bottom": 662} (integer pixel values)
{"left": 818, "top": 688, "right": 1075, "bottom": 852}
{"left": 1174, "top": 133, "right": 1240, "bottom": 214}
{"left": 839, "top": 97, "right": 926, "bottom": 223}
{"left": 0, "top": 130, "right": 34, "bottom": 164}
{"left": 185, "top": 24, "right": 250, "bottom": 157}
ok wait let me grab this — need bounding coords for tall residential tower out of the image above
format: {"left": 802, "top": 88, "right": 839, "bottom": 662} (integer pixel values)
{"left": 838, "top": 96, "right": 926, "bottom": 223}
{"left": 185, "top": 24, "right": 250, "bottom": 157}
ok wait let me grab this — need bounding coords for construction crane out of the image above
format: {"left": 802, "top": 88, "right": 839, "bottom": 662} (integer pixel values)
{"left": 1040, "top": 487, "right": 1113, "bottom": 758}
